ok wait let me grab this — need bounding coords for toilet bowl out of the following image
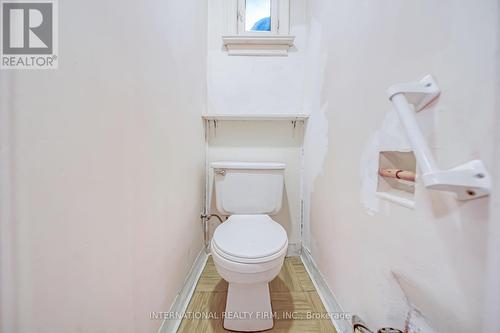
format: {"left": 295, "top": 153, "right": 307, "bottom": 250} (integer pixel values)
{"left": 211, "top": 214, "right": 288, "bottom": 332}
{"left": 210, "top": 161, "right": 288, "bottom": 331}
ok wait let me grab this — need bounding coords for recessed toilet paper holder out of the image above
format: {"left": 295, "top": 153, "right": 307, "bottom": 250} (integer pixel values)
{"left": 387, "top": 75, "right": 491, "bottom": 200}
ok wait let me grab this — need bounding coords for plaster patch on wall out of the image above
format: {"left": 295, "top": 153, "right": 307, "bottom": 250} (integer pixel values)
{"left": 405, "top": 309, "right": 438, "bottom": 333}
{"left": 304, "top": 103, "right": 329, "bottom": 194}
{"left": 302, "top": 19, "right": 328, "bottom": 251}
{"left": 392, "top": 270, "right": 471, "bottom": 333}
{"left": 360, "top": 110, "right": 412, "bottom": 214}
{"left": 360, "top": 133, "right": 381, "bottom": 215}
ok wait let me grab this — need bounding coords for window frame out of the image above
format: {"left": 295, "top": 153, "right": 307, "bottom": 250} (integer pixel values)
{"left": 221, "top": 0, "right": 294, "bottom": 56}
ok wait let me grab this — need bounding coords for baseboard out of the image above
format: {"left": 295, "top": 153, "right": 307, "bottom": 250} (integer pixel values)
{"left": 301, "top": 248, "right": 352, "bottom": 333}
{"left": 158, "top": 249, "right": 209, "bottom": 333}
{"left": 287, "top": 241, "right": 302, "bottom": 257}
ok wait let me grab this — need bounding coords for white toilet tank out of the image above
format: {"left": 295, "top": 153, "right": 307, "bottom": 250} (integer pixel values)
{"left": 212, "top": 161, "right": 285, "bottom": 215}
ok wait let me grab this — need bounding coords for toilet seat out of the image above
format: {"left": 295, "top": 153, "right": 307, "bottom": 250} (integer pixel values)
{"left": 212, "top": 214, "right": 288, "bottom": 264}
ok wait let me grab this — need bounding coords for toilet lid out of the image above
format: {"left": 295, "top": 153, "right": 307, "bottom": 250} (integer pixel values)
{"left": 212, "top": 215, "right": 288, "bottom": 261}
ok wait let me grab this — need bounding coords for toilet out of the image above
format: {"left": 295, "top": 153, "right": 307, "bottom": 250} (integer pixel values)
{"left": 210, "top": 161, "right": 288, "bottom": 332}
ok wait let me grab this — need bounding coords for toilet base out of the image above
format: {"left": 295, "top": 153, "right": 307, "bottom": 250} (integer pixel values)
{"left": 224, "top": 282, "right": 274, "bottom": 332}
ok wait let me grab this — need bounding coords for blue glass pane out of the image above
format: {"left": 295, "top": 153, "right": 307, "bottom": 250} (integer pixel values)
{"left": 252, "top": 17, "right": 271, "bottom": 31}
{"left": 245, "top": 0, "right": 271, "bottom": 32}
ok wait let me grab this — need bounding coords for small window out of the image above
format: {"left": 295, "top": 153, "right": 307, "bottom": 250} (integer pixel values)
{"left": 222, "top": 0, "right": 295, "bottom": 56}
{"left": 245, "top": 0, "right": 271, "bottom": 32}
{"left": 238, "top": 0, "right": 279, "bottom": 35}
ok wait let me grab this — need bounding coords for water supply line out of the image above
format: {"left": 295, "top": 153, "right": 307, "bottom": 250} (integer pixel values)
{"left": 200, "top": 213, "right": 224, "bottom": 253}
{"left": 379, "top": 168, "right": 416, "bottom": 182}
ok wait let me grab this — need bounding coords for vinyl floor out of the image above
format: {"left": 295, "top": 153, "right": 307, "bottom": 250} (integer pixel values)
{"left": 177, "top": 256, "right": 337, "bottom": 332}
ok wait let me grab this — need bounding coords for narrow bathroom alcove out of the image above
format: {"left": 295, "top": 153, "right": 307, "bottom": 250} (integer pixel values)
{"left": 203, "top": 117, "right": 306, "bottom": 254}
{"left": 376, "top": 151, "right": 417, "bottom": 209}
{"left": 1, "top": 0, "right": 497, "bottom": 333}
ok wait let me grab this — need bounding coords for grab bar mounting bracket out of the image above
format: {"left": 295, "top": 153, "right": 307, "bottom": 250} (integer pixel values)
{"left": 388, "top": 75, "right": 441, "bottom": 112}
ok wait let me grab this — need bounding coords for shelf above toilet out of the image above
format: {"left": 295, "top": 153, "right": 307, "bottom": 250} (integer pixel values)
{"left": 202, "top": 114, "right": 309, "bottom": 121}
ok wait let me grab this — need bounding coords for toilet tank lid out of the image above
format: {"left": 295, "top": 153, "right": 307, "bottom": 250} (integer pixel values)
{"left": 211, "top": 161, "right": 285, "bottom": 170}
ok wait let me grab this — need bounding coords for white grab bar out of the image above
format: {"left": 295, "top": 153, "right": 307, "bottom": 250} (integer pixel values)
{"left": 387, "top": 75, "right": 491, "bottom": 200}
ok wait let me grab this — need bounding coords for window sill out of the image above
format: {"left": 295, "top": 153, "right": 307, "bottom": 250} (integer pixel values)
{"left": 222, "top": 35, "right": 295, "bottom": 56}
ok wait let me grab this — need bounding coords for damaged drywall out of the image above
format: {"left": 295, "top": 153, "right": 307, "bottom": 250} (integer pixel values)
{"left": 302, "top": 19, "right": 329, "bottom": 251}
{"left": 359, "top": 109, "right": 412, "bottom": 214}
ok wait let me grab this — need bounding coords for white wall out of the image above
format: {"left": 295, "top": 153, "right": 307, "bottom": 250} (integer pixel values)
{"left": 0, "top": 1, "right": 207, "bottom": 332}
{"left": 302, "top": 1, "right": 499, "bottom": 332}
{"left": 207, "top": 0, "right": 307, "bottom": 115}
{"left": 483, "top": 21, "right": 500, "bottom": 331}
